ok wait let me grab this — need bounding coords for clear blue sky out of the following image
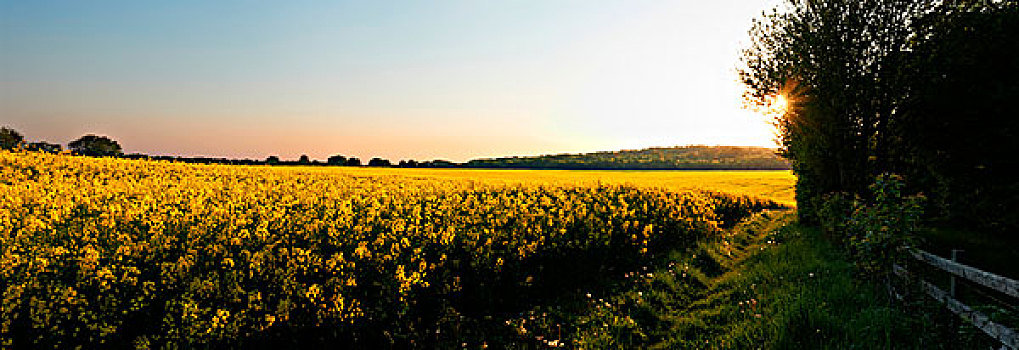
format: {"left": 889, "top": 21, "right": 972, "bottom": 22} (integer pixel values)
{"left": 1, "top": 0, "right": 779, "bottom": 162}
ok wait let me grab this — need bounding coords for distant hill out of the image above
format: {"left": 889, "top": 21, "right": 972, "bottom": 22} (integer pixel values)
{"left": 462, "top": 146, "right": 790, "bottom": 170}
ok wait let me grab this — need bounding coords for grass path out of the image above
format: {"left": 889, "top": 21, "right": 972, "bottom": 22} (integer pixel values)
{"left": 655, "top": 211, "right": 921, "bottom": 349}
{"left": 535, "top": 210, "right": 936, "bottom": 349}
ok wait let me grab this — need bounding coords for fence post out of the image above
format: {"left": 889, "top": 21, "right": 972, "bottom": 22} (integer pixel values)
{"left": 950, "top": 249, "right": 964, "bottom": 298}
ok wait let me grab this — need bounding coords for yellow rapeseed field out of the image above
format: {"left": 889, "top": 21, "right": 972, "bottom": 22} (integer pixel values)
{"left": 333, "top": 167, "right": 795, "bottom": 207}
{"left": 0, "top": 151, "right": 790, "bottom": 347}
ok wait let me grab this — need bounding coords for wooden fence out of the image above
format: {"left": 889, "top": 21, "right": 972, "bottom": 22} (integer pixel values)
{"left": 893, "top": 248, "right": 1019, "bottom": 349}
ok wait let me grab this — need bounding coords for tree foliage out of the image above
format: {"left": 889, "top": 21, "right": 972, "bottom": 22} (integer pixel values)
{"left": 68, "top": 135, "right": 123, "bottom": 157}
{"left": 0, "top": 127, "right": 24, "bottom": 150}
{"left": 327, "top": 155, "right": 347, "bottom": 166}
{"left": 742, "top": 0, "right": 1019, "bottom": 232}
{"left": 367, "top": 157, "right": 392, "bottom": 167}
{"left": 896, "top": 4, "right": 1019, "bottom": 231}
{"left": 465, "top": 146, "right": 789, "bottom": 170}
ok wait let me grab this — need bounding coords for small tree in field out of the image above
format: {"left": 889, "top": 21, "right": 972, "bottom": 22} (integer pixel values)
{"left": 68, "top": 135, "right": 122, "bottom": 157}
{"left": 327, "top": 155, "right": 347, "bottom": 166}
{"left": 368, "top": 158, "right": 391, "bottom": 167}
{"left": 1, "top": 127, "right": 25, "bottom": 150}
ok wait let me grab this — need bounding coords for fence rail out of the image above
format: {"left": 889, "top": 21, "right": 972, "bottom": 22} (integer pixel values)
{"left": 894, "top": 248, "right": 1019, "bottom": 349}
{"left": 910, "top": 249, "right": 1019, "bottom": 299}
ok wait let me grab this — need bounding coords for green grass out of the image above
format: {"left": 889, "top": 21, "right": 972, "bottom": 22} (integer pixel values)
{"left": 504, "top": 210, "right": 940, "bottom": 349}
{"left": 666, "top": 213, "right": 924, "bottom": 349}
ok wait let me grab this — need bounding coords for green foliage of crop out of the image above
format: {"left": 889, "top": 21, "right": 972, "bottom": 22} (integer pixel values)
{"left": 0, "top": 151, "right": 781, "bottom": 348}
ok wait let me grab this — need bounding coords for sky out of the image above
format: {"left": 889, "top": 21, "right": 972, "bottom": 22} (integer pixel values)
{"left": 1, "top": 0, "right": 781, "bottom": 162}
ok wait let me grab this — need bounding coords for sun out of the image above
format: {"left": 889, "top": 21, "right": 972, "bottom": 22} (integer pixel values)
{"left": 773, "top": 94, "right": 789, "bottom": 113}
{"left": 764, "top": 93, "right": 789, "bottom": 116}
{"left": 762, "top": 79, "right": 803, "bottom": 118}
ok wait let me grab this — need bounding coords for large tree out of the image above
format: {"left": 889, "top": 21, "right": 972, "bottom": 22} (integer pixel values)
{"left": 895, "top": 4, "right": 1019, "bottom": 232}
{"left": 740, "top": 0, "right": 933, "bottom": 223}
{"left": 68, "top": 135, "right": 123, "bottom": 157}
{"left": 741, "top": 0, "right": 1019, "bottom": 232}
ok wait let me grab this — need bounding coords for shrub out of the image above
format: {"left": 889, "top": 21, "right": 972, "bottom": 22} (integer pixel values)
{"left": 815, "top": 192, "right": 854, "bottom": 236}
{"left": 817, "top": 174, "right": 925, "bottom": 279}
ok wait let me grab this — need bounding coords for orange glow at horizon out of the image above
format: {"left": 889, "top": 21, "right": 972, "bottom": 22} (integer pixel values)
{"left": 2, "top": 1, "right": 785, "bottom": 162}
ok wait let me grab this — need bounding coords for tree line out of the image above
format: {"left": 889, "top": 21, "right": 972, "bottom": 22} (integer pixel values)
{"left": 463, "top": 145, "right": 790, "bottom": 170}
{"left": 741, "top": 0, "right": 1018, "bottom": 234}
{"left": 3, "top": 128, "right": 789, "bottom": 170}
{"left": 1, "top": 128, "right": 124, "bottom": 157}
{"left": 0, "top": 127, "right": 468, "bottom": 168}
